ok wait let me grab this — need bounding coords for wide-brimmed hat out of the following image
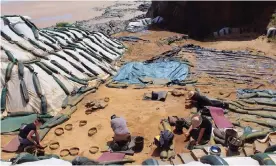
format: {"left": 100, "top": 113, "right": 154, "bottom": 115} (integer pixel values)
{"left": 191, "top": 114, "right": 202, "bottom": 129}
{"left": 188, "top": 91, "right": 195, "bottom": 99}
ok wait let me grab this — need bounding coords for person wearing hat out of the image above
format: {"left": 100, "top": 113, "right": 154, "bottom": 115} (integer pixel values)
{"left": 185, "top": 114, "right": 212, "bottom": 146}
{"left": 186, "top": 91, "right": 229, "bottom": 109}
{"left": 110, "top": 114, "right": 131, "bottom": 146}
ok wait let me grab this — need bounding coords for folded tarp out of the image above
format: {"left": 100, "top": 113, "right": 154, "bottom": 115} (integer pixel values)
{"left": 112, "top": 58, "right": 189, "bottom": 85}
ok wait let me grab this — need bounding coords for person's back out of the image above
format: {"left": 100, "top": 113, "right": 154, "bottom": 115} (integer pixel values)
{"left": 111, "top": 117, "right": 129, "bottom": 135}
{"left": 19, "top": 123, "right": 36, "bottom": 139}
{"left": 110, "top": 115, "right": 130, "bottom": 142}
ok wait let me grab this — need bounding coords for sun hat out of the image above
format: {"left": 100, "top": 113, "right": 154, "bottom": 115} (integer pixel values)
{"left": 191, "top": 114, "right": 203, "bottom": 129}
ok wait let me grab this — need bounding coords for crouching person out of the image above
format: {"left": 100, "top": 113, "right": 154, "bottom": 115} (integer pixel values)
{"left": 18, "top": 118, "right": 45, "bottom": 150}
{"left": 185, "top": 114, "right": 212, "bottom": 149}
{"left": 110, "top": 114, "right": 131, "bottom": 151}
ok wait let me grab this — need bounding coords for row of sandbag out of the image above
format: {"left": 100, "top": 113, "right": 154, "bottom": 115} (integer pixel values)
{"left": 1, "top": 15, "right": 125, "bottom": 80}
{"left": 0, "top": 58, "right": 94, "bottom": 116}
{"left": 227, "top": 89, "right": 276, "bottom": 128}
{"left": 1, "top": 15, "right": 125, "bottom": 63}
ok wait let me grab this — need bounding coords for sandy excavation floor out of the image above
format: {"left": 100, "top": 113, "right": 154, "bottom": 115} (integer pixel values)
{"left": 1, "top": 29, "right": 276, "bottom": 163}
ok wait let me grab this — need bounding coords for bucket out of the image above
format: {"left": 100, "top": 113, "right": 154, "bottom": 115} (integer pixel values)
{"left": 209, "top": 145, "right": 221, "bottom": 156}
{"left": 228, "top": 136, "right": 243, "bottom": 151}
{"left": 134, "top": 136, "right": 144, "bottom": 152}
{"left": 225, "top": 129, "right": 237, "bottom": 146}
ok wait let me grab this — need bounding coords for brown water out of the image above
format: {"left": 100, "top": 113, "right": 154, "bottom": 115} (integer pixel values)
{"left": 1, "top": 1, "right": 116, "bottom": 28}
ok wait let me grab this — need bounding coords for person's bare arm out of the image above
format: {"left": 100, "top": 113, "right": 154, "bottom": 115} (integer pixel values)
{"left": 196, "top": 128, "right": 205, "bottom": 144}
{"left": 27, "top": 130, "right": 37, "bottom": 145}
{"left": 35, "top": 130, "right": 40, "bottom": 145}
{"left": 185, "top": 125, "right": 193, "bottom": 136}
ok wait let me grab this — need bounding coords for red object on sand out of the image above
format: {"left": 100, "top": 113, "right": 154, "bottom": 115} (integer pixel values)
{"left": 2, "top": 136, "right": 20, "bottom": 152}
{"left": 97, "top": 152, "right": 125, "bottom": 162}
{"left": 209, "top": 106, "right": 233, "bottom": 129}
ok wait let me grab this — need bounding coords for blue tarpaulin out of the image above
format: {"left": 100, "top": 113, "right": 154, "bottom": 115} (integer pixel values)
{"left": 113, "top": 59, "right": 189, "bottom": 84}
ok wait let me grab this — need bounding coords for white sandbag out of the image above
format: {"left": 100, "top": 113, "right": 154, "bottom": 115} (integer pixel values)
{"left": 40, "top": 58, "right": 70, "bottom": 78}
{"left": 76, "top": 48, "right": 114, "bottom": 75}
{"left": 43, "top": 31, "right": 68, "bottom": 46}
{"left": 152, "top": 16, "right": 164, "bottom": 24}
{"left": 219, "top": 27, "right": 230, "bottom": 36}
{"left": 44, "top": 30, "right": 73, "bottom": 43}
{"left": 38, "top": 35, "right": 61, "bottom": 50}
{"left": 84, "top": 36, "right": 118, "bottom": 60}
{"left": 46, "top": 54, "right": 89, "bottom": 79}
{"left": 60, "top": 50, "right": 91, "bottom": 75}
{"left": 1, "top": 49, "right": 9, "bottom": 62}
{"left": 59, "top": 30, "right": 76, "bottom": 39}
{"left": 0, "top": 161, "right": 12, "bottom": 166}
{"left": 68, "top": 27, "right": 89, "bottom": 36}
{"left": 6, "top": 17, "right": 36, "bottom": 40}
{"left": 267, "top": 27, "right": 276, "bottom": 38}
{"left": 94, "top": 32, "right": 124, "bottom": 48}
{"left": 62, "top": 49, "right": 105, "bottom": 75}
{"left": 68, "top": 29, "right": 83, "bottom": 38}
{"left": 30, "top": 64, "right": 72, "bottom": 115}
{"left": 1, "top": 19, "right": 46, "bottom": 57}
{"left": 84, "top": 36, "right": 122, "bottom": 56}
{"left": 1, "top": 19, "right": 24, "bottom": 42}
{"left": 16, "top": 158, "right": 72, "bottom": 166}
{"left": 2, "top": 63, "right": 41, "bottom": 114}
{"left": 224, "top": 157, "right": 259, "bottom": 166}
{"left": 33, "top": 39, "right": 54, "bottom": 52}
{"left": 126, "top": 18, "right": 152, "bottom": 33}
{"left": 0, "top": 14, "right": 125, "bottom": 116}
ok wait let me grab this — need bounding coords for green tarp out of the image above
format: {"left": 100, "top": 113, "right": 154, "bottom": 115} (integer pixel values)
{"left": 1, "top": 114, "right": 38, "bottom": 134}
{"left": 1, "top": 114, "right": 52, "bottom": 134}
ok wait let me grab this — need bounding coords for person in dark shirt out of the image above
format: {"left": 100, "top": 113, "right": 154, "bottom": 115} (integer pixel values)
{"left": 185, "top": 114, "right": 212, "bottom": 146}
{"left": 186, "top": 91, "right": 229, "bottom": 109}
{"left": 18, "top": 118, "right": 45, "bottom": 149}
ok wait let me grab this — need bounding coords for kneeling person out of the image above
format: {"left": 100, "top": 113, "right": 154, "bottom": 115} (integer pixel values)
{"left": 185, "top": 114, "right": 212, "bottom": 146}
{"left": 18, "top": 118, "right": 45, "bottom": 149}
{"left": 111, "top": 114, "right": 131, "bottom": 148}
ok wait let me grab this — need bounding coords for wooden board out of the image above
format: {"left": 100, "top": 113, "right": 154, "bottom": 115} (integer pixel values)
{"left": 254, "top": 140, "right": 269, "bottom": 153}
{"left": 178, "top": 153, "right": 195, "bottom": 164}
{"left": 171, "top": 155, "right": 184, "bottom": 165}
{"left": 243, "top": 143, "right": 254, "bottom": 156}
{"left": 191, "top": 149, "right": 207, "bottom": 160}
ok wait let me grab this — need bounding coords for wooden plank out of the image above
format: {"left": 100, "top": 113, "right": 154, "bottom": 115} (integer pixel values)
{"left": 243, "top": 143, "right": 254, "bottom": 156}
{"left": 203, "top": 146, "right": 210, "bottom": 154}
{"left": 170, "top": 155, "right": 184, "bottom": 165}
{"left": 191, "top": 149, "right": 207, "bottom": 160}
{"left": 178, "top": 153, "right": 195, "bottom": 164}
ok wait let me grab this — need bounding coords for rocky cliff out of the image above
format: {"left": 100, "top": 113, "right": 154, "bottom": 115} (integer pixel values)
{"left": 147, "top": 1, "right": 276, "bottom": 39}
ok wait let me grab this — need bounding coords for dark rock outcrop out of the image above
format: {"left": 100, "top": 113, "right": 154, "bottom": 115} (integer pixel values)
{"left": 147, "top": 1, "right": 276, "bottom": 39}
